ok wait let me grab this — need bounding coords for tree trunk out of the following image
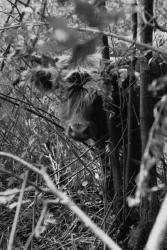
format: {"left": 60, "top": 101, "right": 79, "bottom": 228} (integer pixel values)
{"left": 139, "top": 0, "right": 154, "bottom": 153}
{"left": 125, "top": 0, "right": 140, "bottom": 193}
{"left": 99, "top": 3, "right": 122, "bottom": 250}
{"left": 129, "top": 1, "right": 159, "bottom": 249}
{"left": 99, "top": 0, "right": 122, "bottom": 215}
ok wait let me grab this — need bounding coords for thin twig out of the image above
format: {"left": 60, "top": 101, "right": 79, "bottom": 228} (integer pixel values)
{"left": 7, "top": 170, "right": 29, "bottom": 250}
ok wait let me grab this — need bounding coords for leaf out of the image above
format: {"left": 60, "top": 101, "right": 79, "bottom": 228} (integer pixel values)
{"left": 9, "top": 199, "right": 31, "bottom": 209}
{"left": 22, "top": 7, "right": 33, "bottom": 13}
{"left": 95, "top": 173, "right": 99, "bottom": 180}
{"left": 35, "top": 226, "right": 46, "bottom": 237}
{"left": 75, "top": 1, "right": 124, "bottom": 28}
{"left": 70, "top": 37, "right": 97, "bottom": 64}
{"left": 57, "top": 0, "right": 68, "bottom": 5}
{"left": 45, "top": 16, "right": 79, "bottom": 49}
{"left": 43, "top": 212, "right": 56, "bottom": 225}
{"left": 29, "top": 135, "right": 36, "bottom": 146}
{"left": 99, "top": 10, "right": 124, "bottom": 25}
{"left": 74, "top": 0, "right": 101, "bottom": 28}
{"left": 7, "top": 176, "right": 17, "bottom": 187}
{"left": 0, "top": 188, "right": 18, "bottom": 204}
{"left": 118, "top": 69, "right": 128, "bottom": 87}
{"left": 53, "top": 28, "right": 78, "bottom": 48}
{"left": 149, "top": 75, "right": 167, "bottom": 96}
{"left": 45, "top": 16, "right": 67, "bottom": 29}
{"left": 77, "top": 190, "right": 84, "bottom": 195}
{"left": 38, "top": 41, "right": 60, "bottom": 54}
{"left": 5, "top": 29, "right": 17, "bottom": 44}
{"left": 136, "top": 56, "right": 149, "bottom": 70}
{"left": 82, "top": 181, "right": 88, "bottom": 187}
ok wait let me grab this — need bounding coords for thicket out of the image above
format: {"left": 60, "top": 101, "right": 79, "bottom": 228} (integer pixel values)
{"left": 0, "top": 1, "right": 167, "bottom": 250}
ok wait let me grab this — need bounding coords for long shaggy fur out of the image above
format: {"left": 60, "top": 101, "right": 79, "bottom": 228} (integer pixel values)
{"left": 56, "top": 52, "right": 102, "bottom": 81}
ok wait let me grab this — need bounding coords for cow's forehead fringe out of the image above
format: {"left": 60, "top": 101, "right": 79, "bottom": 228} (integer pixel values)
{"left": 56, "top": 53, "right": 127, "bottom": 79}
{"left": 57, "top": 52, "right": 102, "bottom": 77}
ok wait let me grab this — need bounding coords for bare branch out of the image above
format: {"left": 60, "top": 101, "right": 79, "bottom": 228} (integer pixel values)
{"left": 6, "top": 0, "right": 22, "bottom": 17}
{"left": 1, "top": 20, "right": 167, "bottom": 57}
{"left": 77, "top": 26, "right": 167, "bottom": 57}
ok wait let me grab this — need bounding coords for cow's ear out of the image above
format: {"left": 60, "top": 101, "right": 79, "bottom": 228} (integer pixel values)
{"left": 31, "top": 67, "right": 59, "bottom": 92}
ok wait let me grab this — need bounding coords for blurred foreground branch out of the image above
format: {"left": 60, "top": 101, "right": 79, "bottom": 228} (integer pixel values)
{"left": 0, "top": 151, "right": 122, "bottom": 250}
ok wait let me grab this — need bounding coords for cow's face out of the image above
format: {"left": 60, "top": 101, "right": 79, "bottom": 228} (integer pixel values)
{"left": 31, "top": 62, "right": 108, "bottom": 142}
{"left": 61, "top": 72, "right": 108, "bottom": 142}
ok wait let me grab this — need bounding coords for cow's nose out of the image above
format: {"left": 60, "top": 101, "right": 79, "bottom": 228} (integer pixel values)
{"left": 67, "top": 123, "right": 90, "bottom": 141}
